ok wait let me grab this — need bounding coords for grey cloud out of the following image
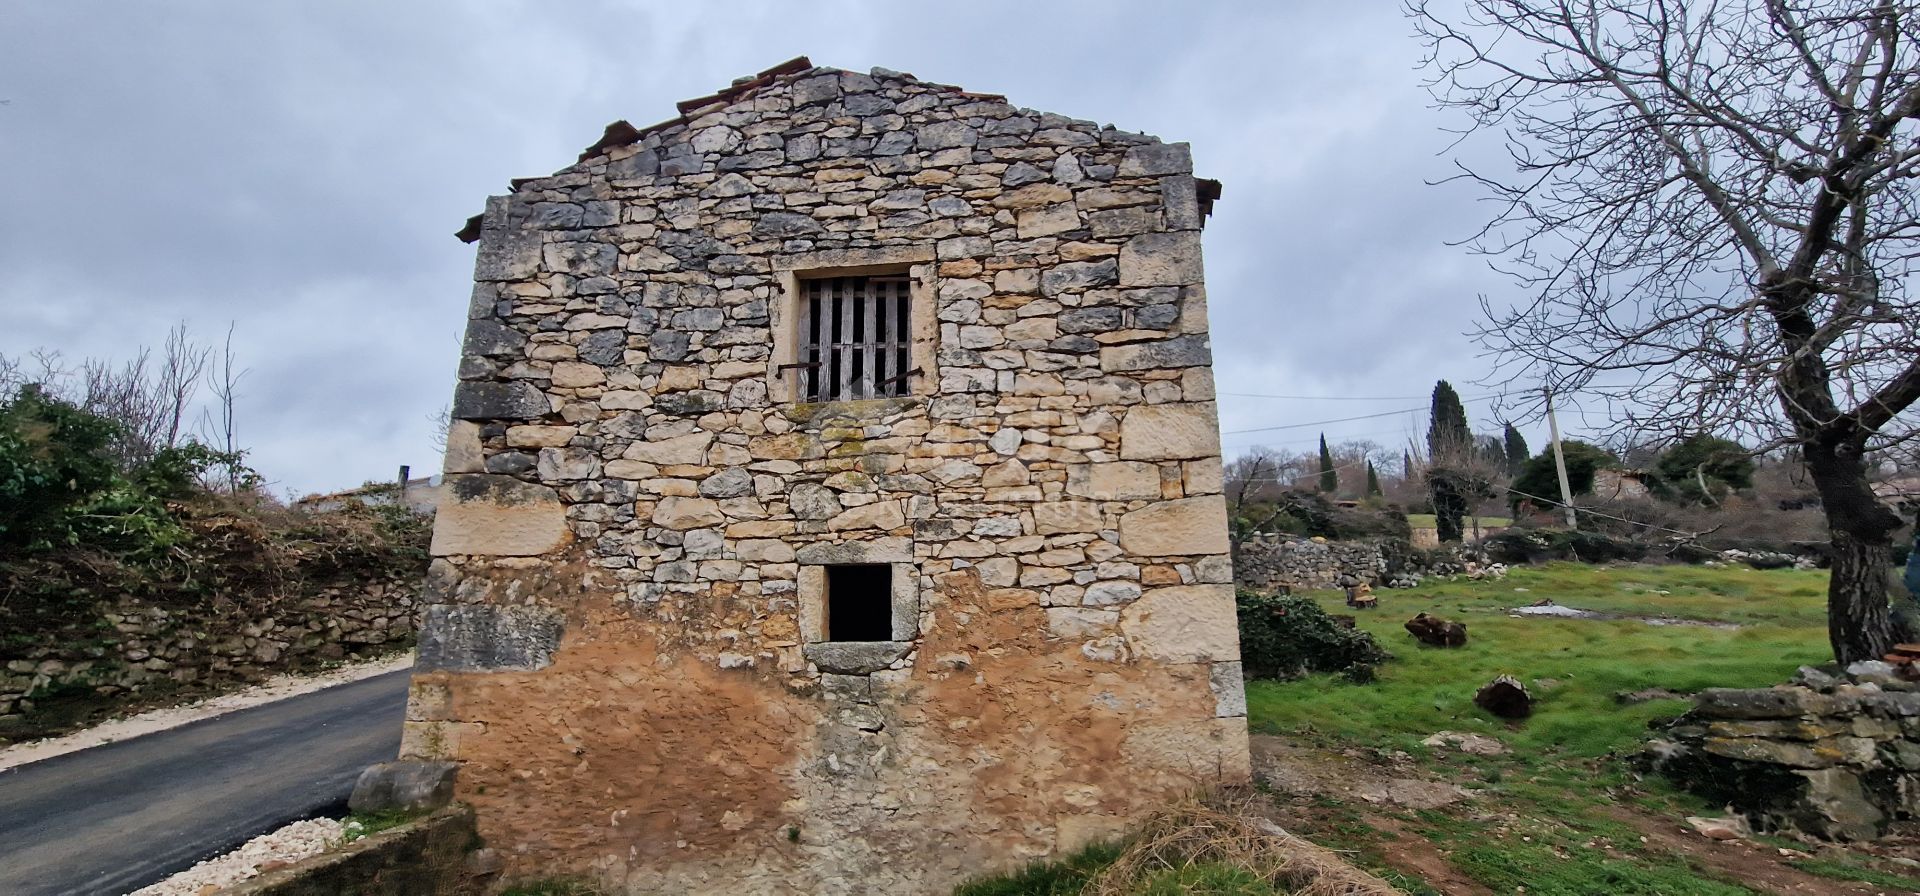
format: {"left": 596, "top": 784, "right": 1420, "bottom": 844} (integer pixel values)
{"left": 0, "top": 0, "right": 1529, "bottom": 497}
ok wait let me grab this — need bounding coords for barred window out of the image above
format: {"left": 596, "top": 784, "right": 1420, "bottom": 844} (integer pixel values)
{"left": 796, "top": 275, "right": 914, "bottom": 402}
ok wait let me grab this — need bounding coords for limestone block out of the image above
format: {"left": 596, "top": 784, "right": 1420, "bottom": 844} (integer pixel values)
{"left": 1101, "top": 335, "right": 1214, "bottom": 372}
{"left": 1184, "top": 457, "right": 1225, "bottom": 496}
{"left": 624, "top": 432, "right": 715, "bottom": 465}
{"left": 349, "top": 760, "right": 457, "bottom": 814}
{"left": 430, "top": 475, "right": 569, "bottom": 556}
{"left": 1047, "top": 607, "right": 1118, "bottom": 639}
{"left": 1120, "top": 584, "right": 1239, "bottom": 663}
{"left": 828, "top": 500, "right": 906, "bottom": 531}
{"left": 1118, "top": 232, "right": 1203, "bottom": 287}
{"left": 450, "top": 382, "right": 550, "bottom": 421}
{"left": 1117, "top": 495, "right": 1228, "bottom": 557}
{"left": 795, "top": 538, "right": 913, "bottom": 564}
{"left": 1118, "top": 142, "right": 1193, "bottom": 177}
{"left": 1033, "top": 501, "right": 1101, "bottom": 535}
{"left": 463, "top": 320, "right": 526, "bottom": 358}
{"left": 399, "top": 719, "right": 487, "bottom": 760}
{"left": 804, "top": 641, "right": 911, "bottom": 673}
{"left": 505, "top": 425, "right": 575, "bottom": 448}
{"left": 654, "top": 496, "right": 725, "bottom": 529}
{"left": 442, "top": 420, "right": 483, "bottom": 474}
{"left": 1120, "top": 403, "right": 1221, "bottom": 461}
{"left": 416, "top": 604, "right": 565, "bottom": 671}
{"left": 735, "top": 539, "right": 796, "bottom": 562}
{"left": 549, "top": 361, "right": 605, "bottom": 388}
{"left": 1121, "top": 717, "right": 1251, "bottom": 785}
{"left": 1211, "top": 661, "right": 1248, "bottom": 718}
{"left": 1067, "top": 461, "right": 1162, "bottom": 500}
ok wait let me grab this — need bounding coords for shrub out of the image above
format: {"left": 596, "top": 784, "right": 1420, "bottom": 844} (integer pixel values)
{"left": 1480, "top": 528, "right": 1648, "bottom": 565}
{"left": 0, "top": 386, "right": 124, "bottom": 549}
{"left": 1509, "top": 440, "right": 1617, "bottom": 512}
{"left": 1650, "top": 434, "right": 1755, "bottom": 505}
{"left": 1235, "top": 589, "right": 1391, "bottom": 681}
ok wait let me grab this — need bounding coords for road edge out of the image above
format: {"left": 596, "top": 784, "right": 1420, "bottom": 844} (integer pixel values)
{"left": 0, "top": 651, "right": 414, "bottom": 773}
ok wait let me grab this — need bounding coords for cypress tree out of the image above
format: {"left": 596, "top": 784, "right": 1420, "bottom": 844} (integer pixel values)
{"left": 1426, "top": 381, "right": 1472, "bottom": 463}
{"left": 1426, "top": 380, "right": 1473, "bottom": 541}
{"left": 1366, "top": 461, "right": 1382, "bottom": 497}
{"left": 1318, "top": 434, "right": 1338, "bottom": 493}
{"left": 1503, "top": 423, "right": 1530, "bottom": 477}
{"left": 1402, "top": 450, "right": 1413, "bottom": 479}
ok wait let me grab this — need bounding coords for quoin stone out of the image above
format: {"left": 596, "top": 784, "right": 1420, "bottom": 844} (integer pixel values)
{"left": 398, "top": 56, "right": 1240, "bottom": 895}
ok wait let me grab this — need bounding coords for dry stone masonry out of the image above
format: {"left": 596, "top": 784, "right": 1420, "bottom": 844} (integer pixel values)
{"left": 1643, "top": 664, "right": 1920, "bottom": 840}
{"left": 1, "top": 574, "right": 418, "bottom": 719}
{"left": 402, "top": 58, "right": 1246, "bottom": 894}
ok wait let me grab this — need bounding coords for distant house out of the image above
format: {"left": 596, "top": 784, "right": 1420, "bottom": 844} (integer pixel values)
{"left": 1592, "top": 467, "right": 1652, "bottom": 501}
{"left": 294, "top": 474, "right": 444, "bottom": 515}
{"left": 1873, "top": 476, "right": 1920, "bottom": 515}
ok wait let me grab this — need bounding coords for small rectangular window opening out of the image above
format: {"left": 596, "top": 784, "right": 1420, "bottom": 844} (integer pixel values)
{"left": 798, "top": 275, "right": 913, "bottom": 402}
{"left": 826, "top": 564, "right": 893, "bottom": 642}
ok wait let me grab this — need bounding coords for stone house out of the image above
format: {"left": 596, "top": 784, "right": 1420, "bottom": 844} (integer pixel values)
{"left": 404, "top": 57, "right": 1246, "bottom": 894}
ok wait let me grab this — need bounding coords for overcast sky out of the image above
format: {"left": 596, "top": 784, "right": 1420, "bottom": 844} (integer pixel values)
{"left": 0, "top": 1, "right": 1558, "bottom": 498}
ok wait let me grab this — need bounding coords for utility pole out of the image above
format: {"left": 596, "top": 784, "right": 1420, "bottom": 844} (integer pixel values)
{"left": 1544, "top": 388, "right": 1577, "bottom": 528}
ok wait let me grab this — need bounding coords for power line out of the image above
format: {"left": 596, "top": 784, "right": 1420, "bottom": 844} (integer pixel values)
{"left": 1222, "top": 405, "right": 1429, "bottom": 435}
{"left": 1219, "top": 394, "right": 1502, "bottom": 437}
{"left": 1221, "top": 391, "right": 1500, "bottom": 402}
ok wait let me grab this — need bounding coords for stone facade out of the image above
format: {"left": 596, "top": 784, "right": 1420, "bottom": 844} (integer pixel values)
{"left": 408, "top": 59, "right": 1245, "bottom": 894}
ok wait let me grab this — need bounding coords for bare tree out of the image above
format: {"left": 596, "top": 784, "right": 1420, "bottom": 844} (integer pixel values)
{"left": 199, "top": 324, "right": 249, "bottom": 493}
{"left": 1413, "top": 0, "right": 1920, "bottom": 662}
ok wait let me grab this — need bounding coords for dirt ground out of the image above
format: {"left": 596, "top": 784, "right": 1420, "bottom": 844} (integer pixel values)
{"left": 1249, "top": 734, "right": 1920, "bottom": 895}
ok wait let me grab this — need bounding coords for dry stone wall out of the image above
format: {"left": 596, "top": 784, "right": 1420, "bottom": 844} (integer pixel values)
{"left": 1234, "top": 536, "right": 1392, "bottom": 591}
{"left": 1644, "top": 665, "right": 1920, "bottom": 840}
{"left": 1, "top": 574, "right": 418, "bottom": 718}
{"left": 409, "top": 60, "right": 1246, "bottom": 895}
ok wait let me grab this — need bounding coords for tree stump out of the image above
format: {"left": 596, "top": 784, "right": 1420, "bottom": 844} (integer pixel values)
{"left": 1475, "top": 675, "right": 1532, "bottom": 719}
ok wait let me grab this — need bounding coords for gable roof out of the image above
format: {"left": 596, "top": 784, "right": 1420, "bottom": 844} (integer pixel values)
{"left": 456, "top": 56, "right": 1220, "bottom": 243}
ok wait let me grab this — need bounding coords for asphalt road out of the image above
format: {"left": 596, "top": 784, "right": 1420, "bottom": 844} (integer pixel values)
{"left": 0, "top": 668, "right": 410, "bottom": 896}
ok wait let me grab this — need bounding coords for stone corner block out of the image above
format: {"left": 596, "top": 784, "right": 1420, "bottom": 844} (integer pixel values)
{"left": 1118, "top": 494, "right": 1229, "bottom": 557}
{"left": 430, "top": 474, "right": 569, "bottom": 557}
{"left": 1120, "top": 583, "right": 1240, "bottom": 664}
{"left": 348, "top": 760, "right": 458, "bottom": 814}
{"left": 1119, "top": 402, "right": 1220, "bottom": 461}
{"left": 416, "top": 603, "right": 565, "bottom": 672}
{"left": 450, "top": 381, "right": 551, "bottom": 421}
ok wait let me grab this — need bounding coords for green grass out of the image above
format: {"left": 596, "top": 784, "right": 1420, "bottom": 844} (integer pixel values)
{"left": 1245, "top": 562, "right": 1848, "bottom": 894}
{"left": 954, "top": 843, "right": 1121, "bottom": 896}
{"left": 1405, "top": 514, "right": 1512, "bottom": 529}
{"left": 1790, "top": 856, "right": 1920, "bottom": 889}
{"left": 340, "top": 807, "right": 425, "bottom": 842}
{"left": 1247, "top": 562, "right": 1830, "bottom": 762}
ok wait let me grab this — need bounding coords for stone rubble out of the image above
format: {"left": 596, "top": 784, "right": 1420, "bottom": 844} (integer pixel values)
{"left": 125, "top": 817, "right": 345, "bottom": 896}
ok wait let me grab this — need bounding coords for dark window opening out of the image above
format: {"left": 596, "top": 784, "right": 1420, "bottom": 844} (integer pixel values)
{"left": 799, "top": 276, "right": 913, "bottom": 402}
{"left": 826, "top": 564, "right": 893, "bottom": 642}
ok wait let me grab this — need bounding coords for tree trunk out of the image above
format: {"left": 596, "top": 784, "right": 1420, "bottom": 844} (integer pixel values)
{"left": 1805, "top": 438, "right": 1904, "bottom": 665}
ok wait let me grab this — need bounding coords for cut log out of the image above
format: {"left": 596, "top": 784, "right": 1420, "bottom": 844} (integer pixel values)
{"left": 1405, "top": 613, "right": 1468, "bottom": 648}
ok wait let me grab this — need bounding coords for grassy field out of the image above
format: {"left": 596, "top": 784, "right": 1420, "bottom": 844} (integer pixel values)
{"left": 961, "top": 561, "right": 1920, "bottom": 895}
{"left": 1246, "top": 562, "right": 1920, "bottom": 895}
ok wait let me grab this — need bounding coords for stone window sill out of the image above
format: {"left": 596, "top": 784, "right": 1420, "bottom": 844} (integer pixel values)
{"left": 804, "top": 641, "right": 912, "bottom": 674}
